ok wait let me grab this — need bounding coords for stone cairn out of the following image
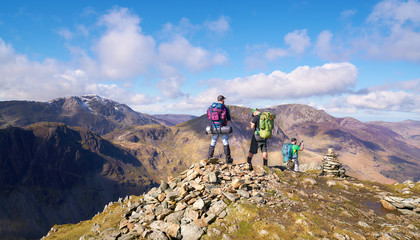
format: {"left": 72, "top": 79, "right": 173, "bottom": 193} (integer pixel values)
{"left": 109, "top": 159, "right": 287, "bottom": 240}
{"left": 321, "top": 148, "right": 346, "bottom": 177}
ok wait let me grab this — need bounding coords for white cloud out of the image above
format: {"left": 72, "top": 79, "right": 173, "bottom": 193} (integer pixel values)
{"left": 346, "top": 90, "right": 420, "bottom": 112}
{"left": 369, "top": 78, "right": 420, "bottom": 92}
{"left": 368, "top": 0, "right": 420, "bottom": 25}
{"left": 205, "top": 16, "right": 230, "bottom": 34}
{"left": 314, "top": 30, "right": 351, "bottom": 61}
{"left": 264, "top": 48, "right": 288, "bottom": 61}
{"left": 158, "top": 35, "right": 227, "bottom": 72}
{"left": 57, "top": 28, "right": 73, "bottom": 40}
{"left": 93, "top": 7, "right": 156, "bottom": 80}
{"left": 84, "top": 83, "right": 156, "bottom": 105}
{"left": 284, "top": 29, "right": 311, "bottom": 55}
{"left": 161, "top": 17, "right": 200, "bottom": 38}
{"left": 0, "top": 7, "right": 230, "bottom": 109}
{"left": 0, "top": 38, "right": 70, "bottom": 100}
{"left": 0, "top": 39, "right": 14, "bottom": 64}
{"left": 156, "top": 65, "right": 185, "bottom": 98}
{"left": 167, "top": 88, "right": 220, "bottom": 112}
{"left": 398, "top": 79, "right": 420, "bottom": 90}
{"left": 313, "top": 0, "right": 420, "bottom": 62}
{"left": 159, "top": 63, "right": 358, "bottom": 114}
{"left": 318, "top": 77, "right": 420, "bottom": 116}
{"left": 361, "top": 0, "right": 420, "bottom": 61}
{"left": 365, "top": 24, "right": 420, "bottom": 61}
{"left": 222, "top": 62, "right": 357, "bottom": 99}
{"left": 87, "top": 7, "right": 227, "bottom": 98}
{"left": 315, "top": 30, "right": 333, "bottom": 59}
{"left": 341, "top": 9, "right": 357, "bottom": 18}
{"left": 262, "top": 29, "right": 311, "bottom": 62}
{"left": 162, "top": 16, "right": 229, "bottom": 37}
{"left": 0, "top": 37, "right": 157, "bottom": 105}
{"left": 77, "top": 24, "right": 89, "bottom": 36}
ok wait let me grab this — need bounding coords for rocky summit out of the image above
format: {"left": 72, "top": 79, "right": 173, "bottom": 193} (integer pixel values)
{"left": 43, "top": 158, "right": 419, "bottom": 240}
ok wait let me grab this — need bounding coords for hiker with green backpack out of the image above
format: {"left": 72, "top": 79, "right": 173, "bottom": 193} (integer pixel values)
{"left": 247, "top": 108, "right": 276, "bottom": 169}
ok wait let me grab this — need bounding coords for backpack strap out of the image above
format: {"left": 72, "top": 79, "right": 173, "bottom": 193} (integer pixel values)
{"left": 254, "top": 113, "right": 262, "bottom": 135}
{"left": 220, "top": 104, "right": 226, "bottom": 126}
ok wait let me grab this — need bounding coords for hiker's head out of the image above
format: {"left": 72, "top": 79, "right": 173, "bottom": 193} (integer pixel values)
{"left": 291, "top": 138, "right": 297, "bottom": 144}
{"left": 217, "top": 95, "right": 226, "bottom": 103}
{"left": 251, "top": 108, "right": 260, "bottom": 116}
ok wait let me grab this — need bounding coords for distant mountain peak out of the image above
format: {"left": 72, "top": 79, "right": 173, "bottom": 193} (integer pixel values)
{"left": 1, "top": 95, "right": 159, "bottom": 135}
{"left": 50, "top": 95, "right": 128, "bottom": 112}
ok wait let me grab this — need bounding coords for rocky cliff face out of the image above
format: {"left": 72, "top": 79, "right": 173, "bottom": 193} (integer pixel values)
{"left": 0, "top": 123, "right": 157, "bottom": 240}
{"left": 42, "top": 159, "right": 420, "bottom": 240}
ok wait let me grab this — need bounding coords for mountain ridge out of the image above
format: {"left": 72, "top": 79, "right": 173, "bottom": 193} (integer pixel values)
{"left": 152, "top": 114, "right": 197, "bottom": 126}
{"left": 0, "top": 95, "right": 159, "bottom": 135}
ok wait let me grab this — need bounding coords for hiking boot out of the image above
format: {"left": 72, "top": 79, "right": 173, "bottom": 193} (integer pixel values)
{"left": 247, "top": 156, "right": 253, "bottom": 171}
{"left": 224, "top": 145, "right": 233, "bottom": 164}
{"left": 207, "top": 145, "right": 215, "bottom": 160}
{"left": 263, "top": 158, "right": 268, "bottom": 166}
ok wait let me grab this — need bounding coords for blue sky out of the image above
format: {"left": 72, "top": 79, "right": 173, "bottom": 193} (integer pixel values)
{"left": 0, "top": 0, "right": 419, "bottom": 122}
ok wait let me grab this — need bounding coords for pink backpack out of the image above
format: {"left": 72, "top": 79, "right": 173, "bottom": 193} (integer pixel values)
{"left": 207, "top": 103, "right": 227, "bottom": 127}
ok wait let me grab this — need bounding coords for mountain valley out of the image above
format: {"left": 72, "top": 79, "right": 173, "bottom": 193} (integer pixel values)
{"left": 0, "top": 96, "right": 419, "bottom": 239}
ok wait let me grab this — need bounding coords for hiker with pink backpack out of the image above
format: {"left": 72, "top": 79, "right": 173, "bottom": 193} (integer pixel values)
{"left": 206, "top": 95, "right": 233, "bottom": 164}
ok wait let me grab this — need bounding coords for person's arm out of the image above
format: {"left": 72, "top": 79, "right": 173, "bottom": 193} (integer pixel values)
{"left": 299, "top": 141, "right": 304, "bottom": 151}
{"left": 250, "top": 115, "right": 258, "bottom": 129}
{"left": 226, "top": 107, "right": 231, "bottom": 125}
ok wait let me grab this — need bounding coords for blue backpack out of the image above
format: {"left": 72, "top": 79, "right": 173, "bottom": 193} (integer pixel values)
{"left": 282, "top": 143, "right": 293, "bottom": 163}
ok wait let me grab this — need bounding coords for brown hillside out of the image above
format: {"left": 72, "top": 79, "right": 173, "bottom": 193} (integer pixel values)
{"left": 107, "top": 104, "right": 420, "bottom": 184}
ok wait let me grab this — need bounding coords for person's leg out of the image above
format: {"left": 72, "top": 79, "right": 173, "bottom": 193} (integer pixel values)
{"left": 208, "top": 134, "right": 219, "bottom": 159}
{"left": 221, "top": 134, "right": 229, "bottom": 146}
{"left": 207, "top": 145, "right": 215, "bottom": 159}
{"left": 293, "top": 158, "right": 300, "bottom": 172}
{"left": 262, "top": 151, "right": 268, "bottom": 166}
{"left": 247, "top": 152, "right": 254, "bottom": 164}
{"left": 248, "top": 135, "right": 258, "bottom": 169}
{"left": 222, "top": 134, "right": 233, "bottom": 163}
{"left": 260, "top": 140, "right": 268, "bottom": 166}
{"left": 211, "top": 134, "right": 219, "bottom": 146}
{"left": 286, "top": 159, "right": 294, "bottom": 170}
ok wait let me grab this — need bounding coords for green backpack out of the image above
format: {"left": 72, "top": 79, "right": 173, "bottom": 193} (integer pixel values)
{"left": 256, "top": 112, "right": 276, "bottom": 139}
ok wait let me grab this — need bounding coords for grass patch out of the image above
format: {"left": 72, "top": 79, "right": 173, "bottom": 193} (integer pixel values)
{"left": 43, "top": 196, "right": 141, "bottom": 240}
{"left": 236, "top": 221, "right": 254, "bottom": 236}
